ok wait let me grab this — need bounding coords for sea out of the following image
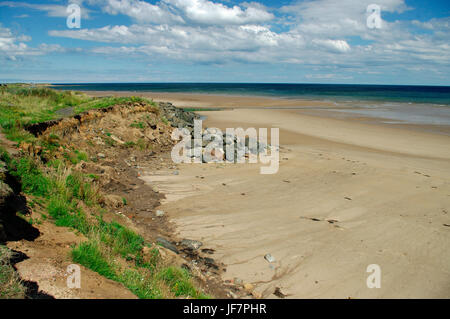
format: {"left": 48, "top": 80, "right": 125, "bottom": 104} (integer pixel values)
{"left": 51, "top": 83, "right": 450, "bottom": 126}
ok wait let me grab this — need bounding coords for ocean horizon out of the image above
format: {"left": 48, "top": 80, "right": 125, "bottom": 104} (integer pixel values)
{"left": 50, "top": 83, "right": 450, "bottom": 106}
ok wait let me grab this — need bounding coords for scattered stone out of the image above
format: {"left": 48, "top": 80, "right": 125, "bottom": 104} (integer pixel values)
{"left": 0, "top": 161, "right": 7, "bottom": 180}
{"left": 344, "top": 197, "right": 352, "bottom": 200}
{"left": 155, "top": 210, "right": 165, "bottom": 217}
{"left": 264, "top": 253, "right": 276, "bottom": 263}
{"left": 227, "top": 291, "right": 238, "bottom": 299}
{"left": 104, "top": 194, "right": 124, "bottom": 209}
{"left": 97, "top": 153, "right": 106, "bottom": 159}
{"left": 173, "top": 170, "right": 179, "bottom": 175}
{"left": 156, "top": 237, "right": 179, "bottom": 254}
{"left": 201, "top": 248, "right": 215, "bottom": 254}
{"left": 252, "top": 291, "right": 263, "bottom": 299}
{"left": 444, "top": 224, "right": 450, "bottom": 227}
{"left": 202, "top": 257, "right": 218, "bottom": 269}
{"left": 234, "top": 278, "right": 243, "bottom": 285}
{"left": 274, "top": 287, "right": 287, "bottom": 298}
{"left": 180, "top": 239, "right": 203, "bottom": 250}
{"left": 244, "top": 283, "right": 254, "bottom": 292}
{"left": 110, "top": 135, "right": 125, "bottom": 145}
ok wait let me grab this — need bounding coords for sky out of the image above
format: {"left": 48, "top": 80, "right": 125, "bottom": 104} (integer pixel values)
{"left": 0, "top": 0, "right": 449, "bottom": 85}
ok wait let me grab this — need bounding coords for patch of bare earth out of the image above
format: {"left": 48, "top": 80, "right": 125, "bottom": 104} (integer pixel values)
{"left": 2, "top": 101, "right": 236, "bottom": 298}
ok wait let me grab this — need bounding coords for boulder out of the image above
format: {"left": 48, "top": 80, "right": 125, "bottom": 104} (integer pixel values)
{"left": 264, "top": 253, "right": 276, "bottom": 263}
{"left": 0, "top": 180, "right": 13, "bottom": 208}
{"left": 156, "top": 237, "right": 179, "bottom": 254}
{"left": 104, "top": 194, "right": 124, "bottom": 209}
{"left": 0, "top": 161, "right": 7, "bottom": 180}
{"left": 180, "top": 239, "right": 203, "bottom": 250}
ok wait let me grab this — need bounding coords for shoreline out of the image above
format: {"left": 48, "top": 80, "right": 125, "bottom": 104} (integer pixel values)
{"left": 80, "top": 90, "right": 450, "bottom": 136}
{"left": 76, "top": 89, "right": 450, "bottom": 298}
{"left": 143, "top": 94, "right": 450, "bottom": 298}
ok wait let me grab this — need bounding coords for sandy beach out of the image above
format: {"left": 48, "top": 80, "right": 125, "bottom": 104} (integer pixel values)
{"left": 90, "top": 91, "right": 450, "bottom": 298}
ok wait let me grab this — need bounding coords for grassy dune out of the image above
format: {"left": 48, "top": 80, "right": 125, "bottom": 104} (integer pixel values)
{"left": 0, "top": 85, "right": 207, "bottom": 299}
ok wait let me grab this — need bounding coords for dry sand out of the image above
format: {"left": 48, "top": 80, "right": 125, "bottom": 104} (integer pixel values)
{"left": 90, "top": 91, "right": 450, "bottom": 298}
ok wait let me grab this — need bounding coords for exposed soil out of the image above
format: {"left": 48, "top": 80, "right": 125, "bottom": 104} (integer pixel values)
{"left": 1, "top": 101, "right": 239, "bottom": 299}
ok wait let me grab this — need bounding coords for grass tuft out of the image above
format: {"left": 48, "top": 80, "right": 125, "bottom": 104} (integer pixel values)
{"left": 0, "top": 245, "right": 26, "bottom": 299}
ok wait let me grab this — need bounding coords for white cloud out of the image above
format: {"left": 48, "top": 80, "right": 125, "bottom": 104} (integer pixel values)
{"left": 0, "top": 1, "right": 91, "bottom": 19}
{"left": 312, "top": 39, "right": 351, "bottom": 53}
{"left": 0, "top": 25, "right": 65, "bottom": 60}
{"left": 90, "top": 0, "right": 273, "bottom": 25}
{"left": 2, "top": 0, "right": 446, "bottom": 81}
{"left": 165, "top": 0, "right": 273, "bottom": 25}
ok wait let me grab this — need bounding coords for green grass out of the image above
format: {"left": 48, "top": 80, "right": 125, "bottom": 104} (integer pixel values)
{"left": 0, "top": 85, "right": 207, "bottom": 299}
{"left": 0, "top": 85, "right": 90, "bottom": 127}
{"left": 161, "top": 116, "right": 169, "bottom": 125}
{"left": 72, "top": 241, "right": 117, "bottom": 281}
{"left": 97, "top": 220, "right": 144, "bottom": 257}
{"left": 62, "top": 150, "right": 89, "bottom": 165}
{"left": 157, "top": 266, "right": 207, "bottom": 298}
{"left": 0, "top": 245, "right": 26, "bottom": 299}
{"left": 47, "top": 196, "right": 90, "bottom": 234}
{"left": 118, "top": 268, "right": 163, "bottom": 299}
{"left": 130, "top": 121, "right": 145, "bottom": 129}
{"left": 0, "top": 85, "right": 158, "bottom": 145}
{"left": 9, "top": 157, "right": 50, "bottom": 197}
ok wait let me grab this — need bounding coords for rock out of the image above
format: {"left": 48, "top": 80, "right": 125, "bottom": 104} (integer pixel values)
{"left": 180, "top": 239, "right": 203, "bottom": 250}
{"left": 110, "top": 135, "right": 125, "bottom": 145}
{"left": 0, "top": 161, "right": 7, "bottom": 180}
{"left": 142, "top": 246, "right": 160, "bottom": 264}
{"left": 0, "top": 180, "right": 13, "bottom": 208}
{"left": 252, "top": 291, "right": 263, "bottom": 299}
{"left": 234, "top": 278, "right": 243, "bottom": 285}
{"left": 156, "top": 237, "right": 179, "bottom": 254}
{"left": 228, "top": 291, "right": 238, "bottom": 299}
{"left": 155, "top": 210, "right": 165, "bottom": 217}
{"left": 274, "top": 287, "right": 287, "bottom": 298}
{"left": 264, "top": 253, "right": 276, "bottom": 263}
{"left": 244, "top": 283, "right": 254, "bottom": 292}
{"left": 97, "top": 153, "right": 106, "bottom": 159}
{"left": 142, "top": 245, "right": 152, "bottom": 255}
{"left": 154, "top": 246, "right": 185, "bottom": 267}
{"left": 104, "top": 194, "right": 124, "bottom": 209}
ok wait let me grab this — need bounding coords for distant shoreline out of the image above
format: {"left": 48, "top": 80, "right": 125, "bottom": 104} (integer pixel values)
{"left": 48, "top": 83, "right": 450, "bottom": 106}
{"left": 75, "top": 89, "right": 450, "bottom": 136}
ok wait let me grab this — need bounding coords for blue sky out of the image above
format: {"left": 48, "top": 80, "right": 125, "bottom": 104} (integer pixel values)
{"left": 0, "top": 0, "right": 449, "bottom": 85}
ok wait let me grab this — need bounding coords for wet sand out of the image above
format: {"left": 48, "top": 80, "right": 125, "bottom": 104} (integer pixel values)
{"left": 87, "top": 91, "right": 450, "bottom": 298}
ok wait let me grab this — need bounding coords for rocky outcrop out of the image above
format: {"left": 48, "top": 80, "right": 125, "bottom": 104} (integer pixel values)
{"left": 158, "top": 102, "right": 199, "bottom": 128}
